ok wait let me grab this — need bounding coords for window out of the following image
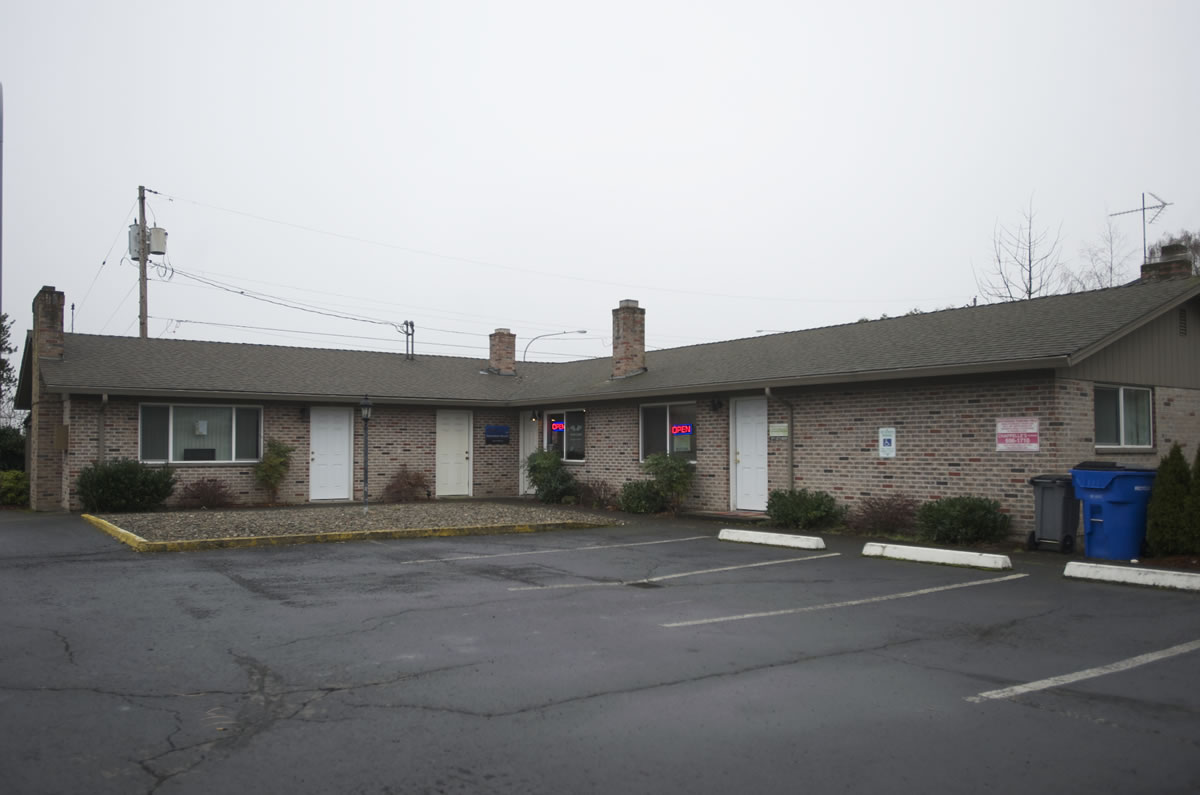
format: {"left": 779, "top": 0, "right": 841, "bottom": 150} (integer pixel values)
{"left": 1094, "top": 386, "right": 1152, "bottom": 448}
{"left": 545, "top": 409, "right": 586, "bottom": 461}
{"left": 140, "top": 404, "right": 263, "bottom": 463}
{"left": 641, "top": 402, "right": 698, "bottom": 461}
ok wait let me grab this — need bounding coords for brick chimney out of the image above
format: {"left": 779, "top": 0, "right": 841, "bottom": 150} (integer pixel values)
{"left": 611, "top": 299, "right": 646, "bottom": 379}
{"left": 30, "top": 286, "right": 66, "bottom": 512}
{"left": 33, "top": 285, "right": 66, "bottom": 359}
{"left": 1141, "top": 243, "right": 1195, "bottom": 282}
{"left": 488, "top": 328, "right": 516, "bottom": 376}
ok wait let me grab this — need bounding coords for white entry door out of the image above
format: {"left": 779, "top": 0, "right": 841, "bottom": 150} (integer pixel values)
{"left": 518, "top": 410, "right": 538, "bottom": 495}
{"left": 436, "top": 410, "right": 473, "bottom": 496}
{"left": 733, "top": 397, "right": 769, "bottom": 511}
{"left": 310, "top": 407, "right": 352, "bottom": 500}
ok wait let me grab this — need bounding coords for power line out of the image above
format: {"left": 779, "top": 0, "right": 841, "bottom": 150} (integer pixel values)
{"left": 76, "top": 202, "right": 137, "bottom": 322}
{"left": 139, "top": 261, "right": 611, "bottom": 343}
{"left": 98, "top": 280, "right": 138, "bottom": 334}
{"left": 150, "top": 188, "right": 964, "bottom": 306}
{"left": 147, "top": 317, "right": 597, "bottom": 358}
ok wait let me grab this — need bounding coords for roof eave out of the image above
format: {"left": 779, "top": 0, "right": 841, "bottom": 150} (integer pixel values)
{"left": 38, "top": 385, "right": 514, "bottom": 408}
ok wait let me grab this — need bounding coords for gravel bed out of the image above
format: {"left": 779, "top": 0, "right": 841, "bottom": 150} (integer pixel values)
{"left": 97, "top": 500, "right": 618, "bottom": 543}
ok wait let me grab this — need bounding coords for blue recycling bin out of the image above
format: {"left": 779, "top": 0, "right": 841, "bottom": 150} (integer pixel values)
{"left": 1069, "top": 466, "right": 1156, "bottom": 561}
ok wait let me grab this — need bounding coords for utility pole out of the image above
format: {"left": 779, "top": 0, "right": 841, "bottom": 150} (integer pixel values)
{"left": 137, "top": 185, "right": 148, "bottom": 339}
{"left": 1, "top": 83, "right": 6, "bottom": 319}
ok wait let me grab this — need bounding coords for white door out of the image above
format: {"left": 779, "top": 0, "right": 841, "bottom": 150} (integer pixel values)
{"left": 518, "top": 411, "right": 538, "bottom": 494}
{"left": 733, "top": 397, "right": 769, "bottom": 511}
{"left": 310, "top": 407, "right": 352, "bottom": 500}
{"left": 436, "top": 410, "right": 472, "bottom": 496}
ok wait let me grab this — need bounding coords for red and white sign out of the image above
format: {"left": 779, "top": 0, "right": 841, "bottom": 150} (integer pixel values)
{"left": 996, "top": 418, "right": 1039, "bottom": 452}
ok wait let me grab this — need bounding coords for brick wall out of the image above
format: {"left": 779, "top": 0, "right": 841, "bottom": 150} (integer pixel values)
{"left": 355, "top": 405, "right": 437, "bottom": 503}
{"left": 30, "top": 393, "right": 63, "bottom": 510}
{"left": 1054, "top": 378, "right": 1200, "bottom": 470}
{"left": 46, "top": 376, "right": 1200, "bottom": 519}
{"left": 538, "top": 399, "right": 731, "bottom": 511}
{"left": 62, "top": 397, "right": 316, "bottom": 510}
{"left": 775, "top": 374, "right": 1063, "bottom": 532}
{"left": 1156, "top": 386, "right": 1200, "bottom": 456}
{"left": 471, "top": 410, "right": 521, "bottom": 497}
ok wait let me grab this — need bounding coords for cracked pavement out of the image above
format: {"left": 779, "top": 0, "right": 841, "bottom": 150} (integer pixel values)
{"left": 1, "top": 510, "right": 1198, "bottom": 794}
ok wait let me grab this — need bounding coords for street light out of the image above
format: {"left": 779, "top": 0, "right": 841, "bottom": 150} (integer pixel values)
{"left": 359, "top": 395, "right": 373, "bottom": 513}
{"left": 523, "top": 329, "right": 587, "bottom": 361}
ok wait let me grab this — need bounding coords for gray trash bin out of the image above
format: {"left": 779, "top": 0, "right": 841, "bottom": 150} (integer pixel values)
{"left": 1028, "top": 474, "right": 1080, "bottom": 553}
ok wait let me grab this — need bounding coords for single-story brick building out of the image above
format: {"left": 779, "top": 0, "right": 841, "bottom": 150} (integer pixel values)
{"left": 16, "top": 246, "right": 1200, "bottom": 535}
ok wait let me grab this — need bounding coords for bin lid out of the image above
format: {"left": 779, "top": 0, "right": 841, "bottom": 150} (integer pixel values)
{"left": 1070, "top": 468, "right": 1157, "bottom": 491}
{"left": 1029, "top": 474, "right": 1073, "bottom": 485}
{"left": 1073, "top": 460, "right": 1124, "bottom": 470}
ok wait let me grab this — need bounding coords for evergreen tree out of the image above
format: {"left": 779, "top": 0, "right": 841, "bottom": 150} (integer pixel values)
{"left": 1186, "top": 446, "right": 1200, "bottom": 555}
{"left": 1145, "top": 443, "right": 1191, "bottom": 556}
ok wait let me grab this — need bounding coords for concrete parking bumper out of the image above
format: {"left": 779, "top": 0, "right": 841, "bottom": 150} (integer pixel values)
{"left": 718, "top": 528, "right": 826, "bottom": 549}
{"left": 862, "top": 541, "right": 1013, "bottom": 570}
{"left": 1064, "top": 561, "right": 1200, "bottom": 592}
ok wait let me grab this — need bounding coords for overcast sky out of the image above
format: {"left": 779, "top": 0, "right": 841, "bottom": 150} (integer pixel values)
{"left": 2, "top": 1, "right": 1197, "bottom": 364}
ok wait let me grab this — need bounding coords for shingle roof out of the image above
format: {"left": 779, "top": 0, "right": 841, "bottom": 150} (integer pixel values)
{"left": 34, "top": 277, "right": 1200, "bottom": 406}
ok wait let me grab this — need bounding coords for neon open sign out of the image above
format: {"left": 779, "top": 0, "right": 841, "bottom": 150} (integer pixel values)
{"left": 671, "top": 424, "right": 693, "bottom": 435}
{"left": 551, "top": 421, "right": 566, "bottom": 432}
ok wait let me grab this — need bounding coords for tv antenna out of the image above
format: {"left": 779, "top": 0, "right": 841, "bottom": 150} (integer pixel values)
{"left": 1110, "top": 192, "right": 1172, "bottom": 262}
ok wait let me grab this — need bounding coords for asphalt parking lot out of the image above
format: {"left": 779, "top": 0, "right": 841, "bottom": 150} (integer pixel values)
{"left": 2, "top": 511, "right": 1198, "bottom": 794}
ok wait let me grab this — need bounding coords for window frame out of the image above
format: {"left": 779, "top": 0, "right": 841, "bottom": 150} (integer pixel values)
{"left": 138, "top": 403, "right": 264, "bottom": 464}
{"left": 543, "top": 408, "right": 587, "bottom": 462}
{"left": 1093, "top": 385, "right": 1154, "bottom": 450}
{"left": 639, "top": 401, "right": 699, "bottom": 464}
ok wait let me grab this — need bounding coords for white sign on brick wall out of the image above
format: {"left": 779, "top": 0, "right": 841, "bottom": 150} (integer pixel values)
{"left": 878, "top": 427, "right": 896, "bottom": 458}
{"left": 996, "top": 417, "right": 1039, "bottom": 452}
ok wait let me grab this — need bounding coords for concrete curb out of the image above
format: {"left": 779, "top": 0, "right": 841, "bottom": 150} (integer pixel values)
{"left": 1063, "top": 561, "right": 1200, "bottom": 592}
{"left": 862, "top": 542, "right": 1012, "bottom": 570}
{"left": 718, "top": 528, "right": 826, "bottom": 549}
{"left": 81, "top": 514, "right": 610, "bottom": 553}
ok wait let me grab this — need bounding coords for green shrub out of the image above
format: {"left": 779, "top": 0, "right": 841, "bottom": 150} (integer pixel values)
{"left": 179, "top": 478, "right": 234, "bottom": 510}
{"left": 916, "top": 496, "right": 1010, "bottom": 545}
{"left": 76, "top": 459, "right": 176, "bottom": 512}
{"left": 640, "top": 453, "right": 695, "bottom": 514}
{"left": 384, "top": 466, "right": 431, "bottom": 502}
{"left": 847, "top": 493, "right": 918, "bottom": 536}
{"left": 767, "top": 488, "right": 845, "bottom": 530}
{"left": 0, "top": 470, "right": 29, "bottom": 506}
{"left": 578, "top": 478, "right": 620, "bottom": 510}
{"left": 253, "top": 438, "right": 296, "bottom": 503}
{"left": 0, "top": 426, "right": 24, "bottom": 471}
{"left": 1146, "top": 443, "right": 1194, "bottom": 556}
{"left": 525, "top": 450, "right": 577, "bottom": 504}
{"left": 619, "top": 479, "right": 668, "bottom": 514}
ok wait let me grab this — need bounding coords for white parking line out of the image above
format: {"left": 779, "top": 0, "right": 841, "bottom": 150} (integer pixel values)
{"left": 965, "top": 638, "right": 1200, "bottom": 703}
{"left": 508, "top": 552, "right": 842, "bottom": 591}
{"left": 662, "top": 573, "right": 1029, "bottom": 627}
{"left": 394, "top": 535, "right": 711, "bottom": 565}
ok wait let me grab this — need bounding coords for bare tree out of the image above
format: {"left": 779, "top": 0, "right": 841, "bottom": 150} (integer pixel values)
{"left": 1074, "top": 217, "right": 1136, "bottom": 290}
{"left": 0, "top": 313, "right": 25, "bottom": 429}
{"left": 977, "top": 199, "right": 1066, "bottom": 301}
